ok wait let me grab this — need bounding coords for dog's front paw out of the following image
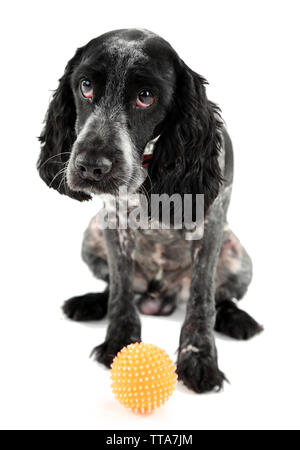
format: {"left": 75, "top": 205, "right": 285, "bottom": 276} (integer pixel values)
{"left": 91, "top": 338, "right": 141, "bottom": 368}
{"left": 91, "top": 341, "right": 116, "bottom": 368}
{"left": 177, "top": 348, "right": 226, "bottom": 393}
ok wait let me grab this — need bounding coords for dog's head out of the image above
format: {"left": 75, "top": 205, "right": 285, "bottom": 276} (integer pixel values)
{"left": 38, "top": 29, "right": 223, "bottom": 211}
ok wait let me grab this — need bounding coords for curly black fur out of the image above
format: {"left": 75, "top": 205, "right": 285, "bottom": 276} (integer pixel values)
{"left": 37, "top": 47, "right": 90, "bottom": 201}
{"left": 146, "top": 61, "right": 223, "bottom": 216}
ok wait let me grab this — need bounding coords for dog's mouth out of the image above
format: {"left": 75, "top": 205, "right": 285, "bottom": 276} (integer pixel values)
{"left": 67, "top": 170, "right": 125, "bottom": 196}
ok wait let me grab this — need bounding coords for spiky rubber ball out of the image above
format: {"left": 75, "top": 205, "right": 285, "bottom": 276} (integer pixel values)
{"left": 110, "top": 342, "right": 177, "bottom": 414}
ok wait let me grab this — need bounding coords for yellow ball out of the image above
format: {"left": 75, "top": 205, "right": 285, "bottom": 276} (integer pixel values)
{"left": 110, "top": 342, "right": 177, "bottom": 414}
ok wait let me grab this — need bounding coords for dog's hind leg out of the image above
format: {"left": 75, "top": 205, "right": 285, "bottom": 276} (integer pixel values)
{"left": 62, "top": 291, "right": 109, "bottom": 321}
{"left": 62, "top": 217, "right": 110, "bottom": 321}
{"left": 214, "top": 226, "right": 263, "bottom": 339}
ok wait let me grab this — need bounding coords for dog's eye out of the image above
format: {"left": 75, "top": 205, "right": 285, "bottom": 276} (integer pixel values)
{"left": 136, "top": 90, "right": 155, "bottom": 108}
{"left": 80, "top": 79, "right": 93, "bottom": 99}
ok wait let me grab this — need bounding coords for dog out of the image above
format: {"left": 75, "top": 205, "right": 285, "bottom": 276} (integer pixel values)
{"left": 37, "top": 28, "right": 262, "bottom": 393}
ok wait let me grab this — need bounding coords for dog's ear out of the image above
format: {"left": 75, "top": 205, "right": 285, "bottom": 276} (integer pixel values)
{"left": 37, "top": 47, "right": 91, "bottom": 201}
{"left": 147, "top": 59, "right": 223, "bottom": 215}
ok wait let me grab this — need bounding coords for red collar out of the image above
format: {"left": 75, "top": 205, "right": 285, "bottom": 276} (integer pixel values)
{"left": 142, "top": 154, "right": 152, "bottom": 167}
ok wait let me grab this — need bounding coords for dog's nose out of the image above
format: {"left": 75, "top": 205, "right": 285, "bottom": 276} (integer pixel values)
{"left": 75, "top": 155, "right": 112, "bottom": 181}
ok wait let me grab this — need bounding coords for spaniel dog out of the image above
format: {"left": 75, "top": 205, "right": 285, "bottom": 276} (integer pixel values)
{"left": 37, "top": 29, "right": 262, "bottom": 393}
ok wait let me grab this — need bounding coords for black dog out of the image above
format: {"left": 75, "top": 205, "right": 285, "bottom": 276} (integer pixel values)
{"left": 37, "top": 29, "right": 262, "bottom": 393}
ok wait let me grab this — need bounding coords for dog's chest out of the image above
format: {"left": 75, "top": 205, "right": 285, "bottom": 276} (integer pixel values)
{"left": 97, "top": 194, "right": 200, "bottom": 274}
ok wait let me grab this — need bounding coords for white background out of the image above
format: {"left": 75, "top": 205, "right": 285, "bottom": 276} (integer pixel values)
{"left": 0, "top": 0, "right": 299, "bottom": 430}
